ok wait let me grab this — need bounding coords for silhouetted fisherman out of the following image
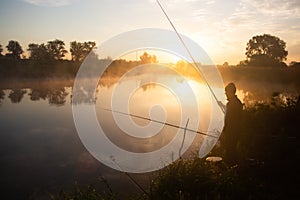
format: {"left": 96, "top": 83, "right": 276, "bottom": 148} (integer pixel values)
{"left": 218, "top": 83, "right": 243, "bottom": 164}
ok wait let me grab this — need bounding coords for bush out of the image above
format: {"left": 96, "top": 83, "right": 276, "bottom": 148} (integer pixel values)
{"left": 150, "top": 158, "right": 263, "bottom": 200}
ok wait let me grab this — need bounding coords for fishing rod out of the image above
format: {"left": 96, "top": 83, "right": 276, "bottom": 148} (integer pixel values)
{"left": 102, "top": 108, "right": 219, "bottom": 139}
{"left": 155, "top": 0, "right": 225, "bottom": 114}
{"left": 109, "top": 155, "right": 150, "bottom": 198}
{"left": 179, "top": 118, "right": 189, "bottom": 158}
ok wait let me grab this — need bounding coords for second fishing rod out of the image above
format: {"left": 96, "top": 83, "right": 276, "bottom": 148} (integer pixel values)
{"left": 102, "top": 108, "right": 219, "bottom": 139}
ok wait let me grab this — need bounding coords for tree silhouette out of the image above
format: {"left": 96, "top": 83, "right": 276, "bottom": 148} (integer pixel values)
{"left": 0, "top": 90, "right": 5, "bottom": 106}
{"left": 8, "top": 89, "right": 26, "bottom": 103}
{"left": 48, "top": 88, "right": 68, "bottom": 105}
{"left": 70, "top": 41, "right": 96, "bottom": 61}
{"left": 140, "top": 52, "right": 158, "bottom": 64}
{"left": 29, "top": 88, "right": 48, "bottom": 101}
{"left": 6, "top": 40, "right": 23, "bottom": 59}
{"left": 27, "top": 43, "right": 51, "bottom": 61}
{"left": 245, "top": 34, "right": 288, "bottom": 67}
{"left": 46, "top": 39, "right": 68, "bottom": 60}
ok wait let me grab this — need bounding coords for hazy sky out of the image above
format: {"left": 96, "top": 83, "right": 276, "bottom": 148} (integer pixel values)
{"left": 0, "top": 0, "right": 299, "bottom": 64}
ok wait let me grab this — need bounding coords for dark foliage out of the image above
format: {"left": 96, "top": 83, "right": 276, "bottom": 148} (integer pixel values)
{"left": 6, "top": 40, "right": 24, "bottom": 59}
{"left": 150, "top": 96, "right": 300, "bottom": 200}
{"left": 245, "top": 34, "right": 288, "bottom": 67}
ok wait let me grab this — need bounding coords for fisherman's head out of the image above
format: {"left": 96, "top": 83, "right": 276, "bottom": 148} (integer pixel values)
{"left": 225, "top": 82, "right": 236, "bottom": 99}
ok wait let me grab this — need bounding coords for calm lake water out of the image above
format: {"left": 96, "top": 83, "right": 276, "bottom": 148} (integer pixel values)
{"left": 1, "top": 74, "right": 298, "bottom": 199}
{"left": 0, "top": 86, "right": 107, "bottom": 199}
{"left": 0, "top": 76, "right": 227, "bottom": 199}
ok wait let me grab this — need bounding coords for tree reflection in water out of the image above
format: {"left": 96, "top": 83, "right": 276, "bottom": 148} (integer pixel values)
{"left": 29, "top": 88, "right": 48, "bottom": 101}
{"left": 0, "top": 90, "right": 5, "bottom": 105}
{"left": 48, "top": 88, "right": 68, "bottom": 105}
{"left": 8, "top": 89, "right": 27, "bottom": 103}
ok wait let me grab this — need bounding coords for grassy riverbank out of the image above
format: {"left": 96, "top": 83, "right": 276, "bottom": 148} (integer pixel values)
{"left": 54, "top": 98, "right": 299, "bottom": 200}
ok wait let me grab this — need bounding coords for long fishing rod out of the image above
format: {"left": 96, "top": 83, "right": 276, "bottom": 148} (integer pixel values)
{"left": 155, "top": 0, "right": 225, "bottom": 114}
{"left": 103, "top": 108, "right": 219, "bottom": 139}
{"left": 109, "top": 155, "right": 150, "bottom": 198}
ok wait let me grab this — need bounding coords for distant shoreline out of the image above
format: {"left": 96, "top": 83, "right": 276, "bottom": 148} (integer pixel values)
{"left": 1, "top": 59, "right": 300, "bottom": 91}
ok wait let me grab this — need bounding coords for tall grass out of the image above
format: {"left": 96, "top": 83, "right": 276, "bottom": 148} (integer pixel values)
{"left": 150, "top": 96, "right": 299, "bottom": 200}
{"left": 150, "top": 158, "right": 264, "bottom": 200}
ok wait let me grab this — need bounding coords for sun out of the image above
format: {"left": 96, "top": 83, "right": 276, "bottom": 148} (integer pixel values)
{"left": 170, "top": 54, "right": 182, "bottom": 63}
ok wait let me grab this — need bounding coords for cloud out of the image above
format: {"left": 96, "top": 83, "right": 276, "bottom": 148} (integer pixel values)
{"left": 22, "top": 0, "right": 75, "bottom": 7}
{"left": 221, "top": 0, "right": 300, "bottom": 32}
{"left": 243, "top": 0, "right": 300, "bottom": 18}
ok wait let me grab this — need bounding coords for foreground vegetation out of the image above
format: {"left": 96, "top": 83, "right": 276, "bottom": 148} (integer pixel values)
{"left": 53, "top": 96, "right": 299, "bottom": 200}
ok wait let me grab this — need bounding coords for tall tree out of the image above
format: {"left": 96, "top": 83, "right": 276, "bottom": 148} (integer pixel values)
{"left": 27, "top": 43, "right": 39, "bottom": 60}
{"left": 70, "top": 41, "right": 83, "bottom": 61}
{"left": 27, "top": 43, "right": 51, "bottom": 61}
{"left": 46, "top": 39, "right": 67, "bottom": 60}
{"left": 245, "top": 34, "right": 288, "bottom": 66}
{"left": 84, "top": 41, "right": 96, "bottom": 52}
{"left": 70, "top": 41, "right": 96, "bottom": 61}
{"left": 6, "top": 40, "right": 23, "bottom": 59}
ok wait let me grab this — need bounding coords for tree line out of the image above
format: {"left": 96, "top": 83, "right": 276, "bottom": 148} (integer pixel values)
{"left": 0, "top": 34, "right": 299, "bottom": 67}
{"left": 0, "top": 39, "right": 96, "bottom": 62}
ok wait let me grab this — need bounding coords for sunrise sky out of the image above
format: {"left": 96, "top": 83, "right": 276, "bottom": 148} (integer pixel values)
{"left": 0, "top": 0, "right": 299, "bottom": 65}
